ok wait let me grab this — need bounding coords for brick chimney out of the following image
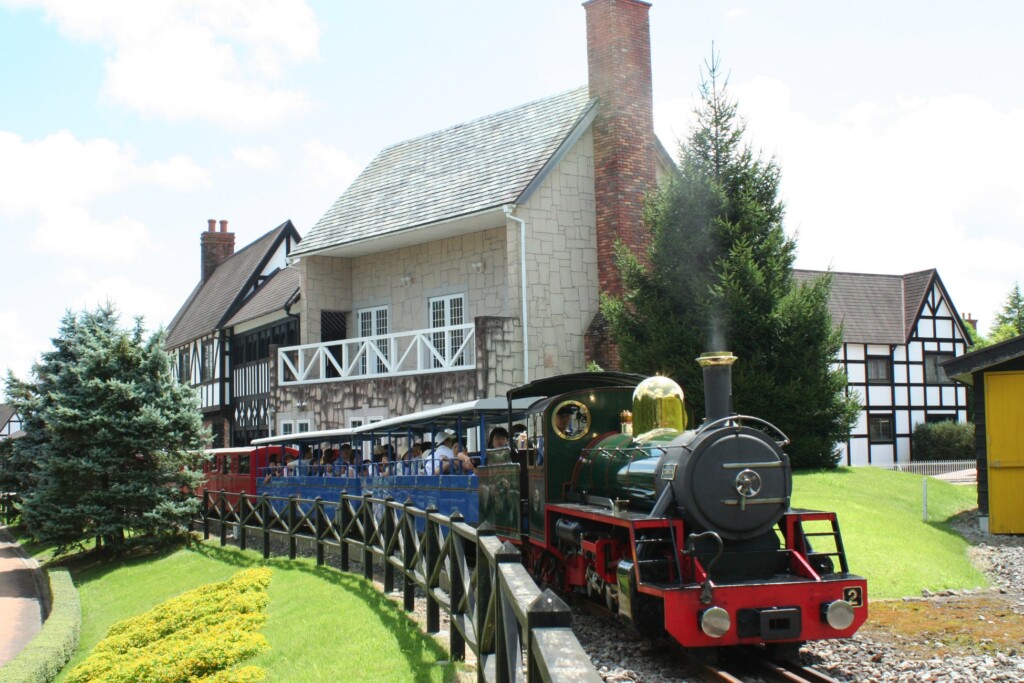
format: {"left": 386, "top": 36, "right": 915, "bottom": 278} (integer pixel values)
{"left": 583, "top": 0, "right": 657, "bottom": 369}
{"left": 200, "top": 218, "right": 235, "bottom": 283}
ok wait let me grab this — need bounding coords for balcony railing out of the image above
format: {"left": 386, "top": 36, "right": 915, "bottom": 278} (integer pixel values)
{"left": 278, "top": 323, "right": 475, "bottom": 386}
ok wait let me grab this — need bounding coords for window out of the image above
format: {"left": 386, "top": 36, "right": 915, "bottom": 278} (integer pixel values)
{"left": 201, "top": 339, "right": 216, "bottom": 382}
{"left": 178, "top": 349, "right": 191, "bottom": 383}
{"left": 924, "top": 353, "right": 953, "bottom": 384}
{"left": 866, "top": 356, "right": 891, "bottom": 384}
{"left": 296, "top": 420, "right": 311, "bottom": 433}
{"left": 357, "top": 306, "right": 390, "bottom": 374}
{"left": 280, "top": 421, "right": 294, "bottom": 436}
{"left": 429, "top": 294, "right": 466, "bottom": 368}
{"left": 868, "top": 414, "right": 894, "bottom": 443}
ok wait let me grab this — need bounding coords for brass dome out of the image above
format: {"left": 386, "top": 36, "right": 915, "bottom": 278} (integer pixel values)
{"left": 632, "top": 376, "right": 687, "bottom": 434}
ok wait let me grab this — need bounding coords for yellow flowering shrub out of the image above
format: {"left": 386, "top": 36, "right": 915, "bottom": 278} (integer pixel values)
{"left": 66, "top": 568, "right": 272, "bottom": 683}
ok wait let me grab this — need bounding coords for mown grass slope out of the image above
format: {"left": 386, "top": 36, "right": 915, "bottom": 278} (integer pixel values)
{"left": 51, "top": 540, "right": 457, "bottom": 682}
{"left": 792, "top": 467, "right": 984, "bottom": 599}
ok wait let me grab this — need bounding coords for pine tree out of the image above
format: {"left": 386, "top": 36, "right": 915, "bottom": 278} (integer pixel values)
{"left": 992, "top": 282, "right": 1024, "bottom": 338}
{"left": 602, "top": 54, "right": 859, "bottom": 469}
{"left": 2, "top": 305, "right": 207, "bottom": 553}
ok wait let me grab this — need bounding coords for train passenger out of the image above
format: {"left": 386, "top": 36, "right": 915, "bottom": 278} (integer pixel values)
{"left": 455, "top": 441, "right": 476, "bottom": 474}
{"left": 488, "top": 427, "right": 510, "bottom": 449}
{"left": 399, "top": 442, "right": 423, "bottom": 474}
{"left": 290, "top": 445, "right": 311, "bottom": 476}
{"left": 339, "top": 443, "right": 356, "bottom": 477}
{"left": 424, "top": 429, "right": 457, "bottom": 474}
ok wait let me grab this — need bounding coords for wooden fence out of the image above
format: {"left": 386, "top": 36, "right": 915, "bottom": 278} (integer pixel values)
{"left": 198, "top": 490, "right": 601, "bottom": 683}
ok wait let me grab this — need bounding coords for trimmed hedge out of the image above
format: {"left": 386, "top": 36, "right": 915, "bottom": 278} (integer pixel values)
{"left": 912, "top": 421, "right": 976, "bottom": 461}
{"left": 65, "top": 568, "right": 271, "bottom": 683}
{"left": 0, "top": 569, "right": 81, "bottom": 683}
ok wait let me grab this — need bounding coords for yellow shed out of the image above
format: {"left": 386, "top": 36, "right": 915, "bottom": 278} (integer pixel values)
{"left": 944, "top": 336, "right": 1024, "bottom": 534}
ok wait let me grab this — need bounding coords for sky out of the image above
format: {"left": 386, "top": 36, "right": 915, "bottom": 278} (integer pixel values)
{"left": 2, "top": 0, "right": 1023, "bottom": 383}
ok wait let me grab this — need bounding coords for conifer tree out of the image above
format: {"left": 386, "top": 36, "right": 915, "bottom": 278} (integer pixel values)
{"left": 992, "top": 282, "right": 1024, "bottom": 339}
{"left": 2, "top": 305, "right": 207, "bottom": 553}
{"left": 602, "top": 54, "right": 859, "bottom": 469}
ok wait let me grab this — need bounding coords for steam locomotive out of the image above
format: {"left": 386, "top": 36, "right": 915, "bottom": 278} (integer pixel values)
{"left": 479, "top": 352, "right": 868, "bottom": 650}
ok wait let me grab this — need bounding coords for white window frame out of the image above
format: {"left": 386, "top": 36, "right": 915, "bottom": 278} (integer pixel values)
{"left": 428, "top": 293, "right": 467, "bottom": 368}
{"left": 280, "top": 420, "right": 295, "bottom": 436}
{"left": 296, "top": 420, "right": 311, "bottom": 434}
{"left": 357, "top": 305, "right": 390, "bottom": 375}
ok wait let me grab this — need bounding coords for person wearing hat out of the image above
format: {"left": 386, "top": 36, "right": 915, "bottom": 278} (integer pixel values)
{"left": 424, "top": 429, "right": 457, "bottom": 475}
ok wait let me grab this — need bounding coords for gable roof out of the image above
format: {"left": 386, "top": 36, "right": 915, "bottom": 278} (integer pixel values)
{"left": 292, "top": 87, "right": 597, "bottom": 257}
{"left": 0, "top": 404, "right": 15, "bottom": 428}
{"left": 793, "top": 268, "right": 962, "bottom": 345}
{"left": 225, "top": 266, "right": 301, "bottom": 328}
{"left": 166, "top": 221, "right": 299, "bottom": 349}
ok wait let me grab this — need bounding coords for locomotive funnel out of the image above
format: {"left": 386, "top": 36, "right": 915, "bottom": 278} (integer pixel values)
{"left": 697, "top": 352, "right": 737, "bottom": 426}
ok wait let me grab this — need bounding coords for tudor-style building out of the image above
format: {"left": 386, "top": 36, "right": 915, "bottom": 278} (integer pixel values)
{"left": 795, "top": 268, "right": 971, "bottom": 466}
{"left": 0, "top": 404, "right": 22, "bottom": 440}
{"left": 272, "top": 0, "right": 673, "bottom": 434}
{"left": 166, "top": 219, "right": 302, "bottom": 446}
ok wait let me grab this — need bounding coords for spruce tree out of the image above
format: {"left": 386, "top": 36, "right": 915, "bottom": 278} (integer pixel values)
{"left": 2, "top": 305, "right": 207, "bottom": 553}
{"left": 602, "top": 54, "right": 859, "bottom": 469}
{"left": 992, "top": 282, "right": 1024, "bottom": 338}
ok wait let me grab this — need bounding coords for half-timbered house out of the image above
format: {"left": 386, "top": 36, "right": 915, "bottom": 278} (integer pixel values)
{"left": 0, "top": 404, "right": 21, "bottom": 440}
{"left": 166, "top": 219, "right": 301, "bottom": 446}
{"left": 795, "top": 268, "right": 971, "bottom": 466}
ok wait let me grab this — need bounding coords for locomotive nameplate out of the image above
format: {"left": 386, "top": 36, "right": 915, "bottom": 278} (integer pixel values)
{"left": 843, "top": 586, "right": 864, "bottom": 608}
{"left": 661, "top": 463, "right": 677, "bottom": 480}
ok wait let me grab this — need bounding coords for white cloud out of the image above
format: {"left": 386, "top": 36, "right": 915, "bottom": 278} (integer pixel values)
{"left": 0, "top": 309, "right": 42, "bottom": 381}
{"left": 655, "top": 77, "right": 1024, "bottom": 333}
{"left": 62, "top": 268, "right": 180, "bottom": 328}
{"left": 0, "top": 130, "right": 210, "bottom": 261}
{"left": 232, "top": 146, "right": 280, "bottom": 170}
{"left": 302, "top": 139, "right": 363, "bottom": 189}
{"left": 11, "top": 0, "right": 319, "bottom": 128}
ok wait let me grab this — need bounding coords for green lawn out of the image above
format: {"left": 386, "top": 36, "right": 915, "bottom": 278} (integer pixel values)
{"left": 50, "top": 540, "right": 458, "bottom": 682}
{"left": 23, "top": 467, "right": 984, "bottom": 680}
{"left": 793, "top": 467, "right": 985, "bottom": 599}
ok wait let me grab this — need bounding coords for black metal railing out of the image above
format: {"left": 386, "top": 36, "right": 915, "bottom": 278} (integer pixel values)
{"left": 197, "top": 490, "right": 600, "bottom": 683}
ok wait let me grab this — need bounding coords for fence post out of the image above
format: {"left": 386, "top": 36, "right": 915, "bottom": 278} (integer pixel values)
{"left": 448, "top": 510, "right": 466, "bottom": 662}
{"left": 340, "top": 492, "right": 350, "bottom": 571}
{"left": 261, "top": 494, "right": 271, "bottom": 560}
{"left": 362, "top": 493, "right": 373, "bottom": 580}
{"left": 526, "top": 589, "right": 572, "bottom": 683}
{"left": 288, "top": 495, "right": 298, "bottom": 560}
{"left": 402, "top": 501, "right": 416, "bottom": 612}
{"left": 202, "top": 490, "right": 210, "bottom": 540}
{"left": 493, "top": 541, "right": 523, "bottom": 683}
{"left": 238, "top": 495, "right": 248, "bottom": 551}
{"left": 218, "top": 491, "right": 228, "bottom": 547}
{"left": 425, "top": 504, "right": 441, "bottom": 634}
{"left": 315, "top": 497, "right": 325, "bottom": 566}
{"left": 383, "top": 497, "right": 395, "bottom": 592}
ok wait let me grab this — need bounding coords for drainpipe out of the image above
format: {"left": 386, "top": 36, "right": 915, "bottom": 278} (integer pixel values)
{"left": 503, "top": 205, "right": 529, "bottom": 384}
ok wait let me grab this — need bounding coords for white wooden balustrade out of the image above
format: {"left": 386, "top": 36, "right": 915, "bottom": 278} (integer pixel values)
{"left": 277, "top": 323, "right": 475, "bottom": 385}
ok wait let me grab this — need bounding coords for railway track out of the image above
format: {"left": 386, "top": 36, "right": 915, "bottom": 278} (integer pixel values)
{"left": 699, "top": 646, "right": 840, "bottom": 683}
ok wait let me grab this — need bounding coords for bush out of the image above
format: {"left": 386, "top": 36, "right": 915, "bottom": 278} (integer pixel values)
{"left": 0, "top": 569, "right": 81, "bottom": 683}
{"left": 65, "top": 568, "right": 271, "bottom": 683}
{"left": 912, "top": 421, "right": 975, "bottom": 462}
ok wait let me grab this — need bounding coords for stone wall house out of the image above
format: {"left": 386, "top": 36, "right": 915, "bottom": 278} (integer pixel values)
{"left": 795, "top": 268, "right": 971, "bottom": 466}
{"left": 166, "top": 219, "right": 302, "bottom": 446}
{"left": 275, "top": 0, "right": 676, "bottom": 434}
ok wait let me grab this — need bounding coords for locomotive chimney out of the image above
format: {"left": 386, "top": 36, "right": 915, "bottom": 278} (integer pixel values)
{"left": 697, "top": 352, "right": 737, "bottom": 426}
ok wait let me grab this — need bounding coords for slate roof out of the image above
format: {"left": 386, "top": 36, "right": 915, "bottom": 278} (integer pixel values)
{"left": 225, "top": 266, "right": 300, "bottom": 328}
{"left": 793, "top": 268, "right": 942, "bottom": 344}
{"left": 293, "top": 87, "right": 597, "bottom": 256}
{"left": 166, "top": 221, "right": 298, "bottom": 348}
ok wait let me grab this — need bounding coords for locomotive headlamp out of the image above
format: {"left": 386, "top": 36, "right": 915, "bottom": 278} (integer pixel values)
{"left": 699, "top": 606, "right": 730, "bottom": 638}
{"left": 821, "top": 600, "right": 855, "bottom": 630}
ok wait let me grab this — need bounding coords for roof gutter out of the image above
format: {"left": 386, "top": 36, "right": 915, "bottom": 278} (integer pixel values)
{"left": 503, "top": 205, "right": 529, "bottom": 384}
